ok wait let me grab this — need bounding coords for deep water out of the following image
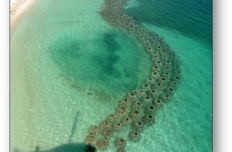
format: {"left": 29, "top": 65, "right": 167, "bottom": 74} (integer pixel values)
{"left": 10, "top": 0, "right": 212, "bottom": 151}
{"left": 125, "top": 0, "right": 212, "bottom": 45}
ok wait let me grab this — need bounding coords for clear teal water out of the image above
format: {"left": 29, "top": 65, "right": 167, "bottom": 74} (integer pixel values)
{"left": 125, "top": 0, "right": 212, "bottom": 45}
{"left": 10, "top": 0, "right": 212, "bottom": 151}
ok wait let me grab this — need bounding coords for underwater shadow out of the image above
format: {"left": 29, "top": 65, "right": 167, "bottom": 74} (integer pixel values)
{"left": 13, "top": 143, "right": 89, "bottom": 152}
{"left": 31, "top": 143, "right": 87, "bottom": 152}
{"left": 13, "top": 111, "right": 96, "bottom": 152}
{"left": 68, "top": 111, "right": 79, "bottom": 143}
{"left": 31, "top": 143, "right": 96, "bottom": 152}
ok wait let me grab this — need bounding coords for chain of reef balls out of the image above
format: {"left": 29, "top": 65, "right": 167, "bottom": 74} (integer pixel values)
{"left": 84, "top": 0, "right": 181, "bottom": 151}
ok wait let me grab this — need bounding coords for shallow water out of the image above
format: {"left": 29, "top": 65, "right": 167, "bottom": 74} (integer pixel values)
{"left": 10, "top": 0, "right": 212, "bottom": 151}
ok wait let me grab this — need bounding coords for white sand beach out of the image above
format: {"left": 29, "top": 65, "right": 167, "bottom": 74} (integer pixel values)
{"left": 10, "top": 0, "right": 38, "bottom": 26}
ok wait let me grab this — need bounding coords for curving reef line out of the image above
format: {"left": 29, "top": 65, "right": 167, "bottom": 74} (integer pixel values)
{"left": 85, "top": 0, "right": 181, "bottom": 151}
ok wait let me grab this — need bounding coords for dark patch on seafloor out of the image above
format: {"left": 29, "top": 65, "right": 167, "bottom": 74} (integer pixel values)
{"left": 49, "top": 31, "right": 143, "bottom": 102}
{"left": 93, "top": 32, "right": 121, "bottom": 76}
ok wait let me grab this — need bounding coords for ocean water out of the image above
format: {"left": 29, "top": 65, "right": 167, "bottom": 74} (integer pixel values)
{"left": 10, "top": 0, "right": 212, "bottom": 152}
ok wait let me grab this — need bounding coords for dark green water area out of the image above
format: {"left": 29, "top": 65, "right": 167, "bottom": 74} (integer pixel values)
{"left": 125, "top": 0, "right": 212, "bottom": 45}
{"left": 49, "top": 30, "right": 151, "bottom": 101}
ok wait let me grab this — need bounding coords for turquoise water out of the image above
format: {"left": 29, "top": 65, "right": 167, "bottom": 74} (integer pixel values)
{"left": 10, "top": 0, "right": 212, "bottom": 151}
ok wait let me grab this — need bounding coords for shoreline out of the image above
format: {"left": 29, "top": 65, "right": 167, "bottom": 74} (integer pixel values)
{"left": 10, "top": 0, "right": 38, "bottom": 27}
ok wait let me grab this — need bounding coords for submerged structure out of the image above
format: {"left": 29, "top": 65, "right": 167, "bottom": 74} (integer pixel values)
{"left": 85, "top": 0, "right": 181, "bottom": 151}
